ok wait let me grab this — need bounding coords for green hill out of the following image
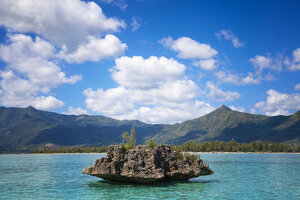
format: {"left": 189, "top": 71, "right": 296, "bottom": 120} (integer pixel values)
{"left": 0, "top": 106, "right": 161, "bottom": 152}
{"left": 155, "top": 105, "right": 300, "bottom": 144}
{"left": 0, "top": 105, "right": 299, "bottom": 152}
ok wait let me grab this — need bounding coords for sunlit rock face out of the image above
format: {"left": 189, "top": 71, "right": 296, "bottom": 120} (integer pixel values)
{"left": 83, "top": 145, "right": 213, "bottom": 183}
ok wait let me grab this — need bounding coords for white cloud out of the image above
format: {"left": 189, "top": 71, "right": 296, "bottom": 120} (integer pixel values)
{"left": 130, "top": 80, "right": 199, "bottom": 104}
{"left": 0, "top": 34, "right": 81, "bottom": 89}
{"left": 0, "top": 0, "right": 126, "bottom": 51}
{"left": 245, "top": 53, "right": 285, "bottom": 84}
{"left": 0, "top": 71, "right": 65, "bottom": 110}
{"left": 99, "top": 0, "right": 128, "bottom": 11}
{"left": 249, "top": 55, "right": 272, "bottom": 73}
{"left": 290, "top": 63, "right": 300, "bottom": 71}
{"left": 84, "top": 56, "right": 215, "bottom": 124}
{"left": 111, "top": 56, "right": 186, "bottom": 89}
{"left": 255, "top": 89, "right": 300, "bottom": 116}
{"left": 265, "top": 109, "right": 291, "bottom": 116}
{"left": 249, "top": 53, "right": 285, "bottom": 73}
{"left": 62, "top": 106, "right": 88, "bottom": 115}
{"left": 61, "top": 34, "right": 127, "bottom": 63}
{"left": 84, "top": 85, "right": 215, "bottom": 124}
{"left": 159, "top": 36, "right": 218, "bottom": 59}
{"left": 288, "top": 48, "right": 300, "bottom": 71}
{"left": 33, "top": 96, "right": 65, "bottom": 110}
{"left": 193, "top": 59, "right": 218, "bottom": 71}
{"left": 215, "top": 29, "right": 244, "bottom": 48}
{"left": 214, "top": 70, "right": 240, "bottom": 85}
{"left": 229, "top": 105, "right": 246, "bottom": 112}
{"left": 214, "top": 70, "right": 262, "bottom": 86}
{"left": 295, "top": 83, "right": 300, "bottom": 91}
{"left": 206, "top": 82, "right": 241, "bottom": 102}
{"left": 293, "top": 48, "right": 300, "bottom": 62}
{"left": 0, "top": 0, "right": 130, "bottom": 111}
{"left": 117, "top": 101, "right": 215, "bottom": 124}
{"left": 131, "top": 17, "right": 141, "bottom": 32}
{"left": 0, "top": 34, "right": 81, "bottom": 110}
{"left": 83, "top": 79, "right": 207, "bottom": 124}
{"left": 241, "top": 73, "right": 261, "bottom": 85}
{"left": 84, "top": 87, "right": 135, "bottom": 116}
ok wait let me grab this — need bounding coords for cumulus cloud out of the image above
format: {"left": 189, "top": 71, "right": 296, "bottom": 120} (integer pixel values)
{"left": 249, "top": 55, "right": 272, "bottom": 73}
{"left": 250, "top": 49, "right": 300, "bottom": 73}
{"left": 0, "top": 71, "right": 65, "bottom": 110}
{"left": 111, "top": 56, "right": 186, "bottom": 89}
{"left": 0, "top": 0, "right": 126, "bottom": 51}
{"left": 0, "top": 1, "right": 129, "bottom": 110}
{"left": 193, "top": 59, "right": 218, "bottom": 71}
{"left": 243, "top": 53, "right": 285, "bottom": 85}
{"left": 241, "top": 73, "right": 261, "bottom": 85}
{"left": 295, "top": 83, "right": 300, "bottom": 91}
{"left": 84, "top": 56, "right": 215, "bottom": 124}
{"left": 159, "top": 36, "right": 218, "bottom": 59}
{"left": 159, "top": 36, "right": 219, "bottom": 73}
{"left": 33, "top": 96, "right": 65, "bottom": 110}
{"left": 61, "top": 34, "right": 127, "bottom": 63}
{"left": 215, "top": 29, "right": 244, "bottom": 48}
{"left": 84, "top": 87, "right": 135, "bottom": 116}
{"left": 206, "top": 82, "right": 241, "bottom": 102}
{"left": 216, "top": 51, "right": 290, "bottom": 86}
{"left": 255, "top": 89, "right": 300, "bottom": 116}
{"left": 0, "top": 34, "right": 81, "bottom": 110}
{"left": 116, "top": 101, "right": 215, "bottom": 124}
{"left": 84, "top": 85, "right": 215, "bottom": 124}
{"left": 290, "top": 63, "right": 300, "bottom": 71}
{"left": 62, "top": 106, "right": 88, "bottom": 115}
{"left": 0, "top": 34, "right": 81, "bottom": 88}
{"left": 0, "top": 0, "right": 127, "bottom": 64}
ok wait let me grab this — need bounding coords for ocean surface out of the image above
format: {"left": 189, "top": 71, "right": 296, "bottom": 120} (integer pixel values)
{"left": 0, "top": 153, "right": 299, "bottom": 200}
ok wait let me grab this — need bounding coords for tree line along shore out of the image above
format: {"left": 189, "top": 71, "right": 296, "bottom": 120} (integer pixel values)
{"left": 30, "top": 125, "right": 300, "bottom": 153}
{"left": 31, "top": 139, "right": 300, "bottom": 153}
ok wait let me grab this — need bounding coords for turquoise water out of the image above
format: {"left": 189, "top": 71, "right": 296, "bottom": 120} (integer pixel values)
{"left": 0, "top": 153, "right": 299, "bottom": 200}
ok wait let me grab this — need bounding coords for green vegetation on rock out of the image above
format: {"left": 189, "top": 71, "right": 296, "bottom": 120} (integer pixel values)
{"left": 146, "top": 138, "right": 157, "bottom": 149}
{"left": 121, "top": 124, "right": 136, "bottom": 151}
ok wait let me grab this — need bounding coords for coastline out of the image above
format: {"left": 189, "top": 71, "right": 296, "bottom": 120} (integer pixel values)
{"left": 191, "top": 151, "right": 300, "bottom": 154}
{"left": 2, "top": 151, "right": 299, "bottom": 154}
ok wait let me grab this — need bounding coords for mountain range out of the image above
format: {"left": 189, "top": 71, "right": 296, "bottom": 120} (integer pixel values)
{"left": 0, "top": 105, "right": 299, "bottom": 152}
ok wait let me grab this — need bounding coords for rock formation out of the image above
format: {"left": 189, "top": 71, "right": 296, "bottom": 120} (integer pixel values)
{"left": 83, "top": 145, "right": 214, "bottom": 183}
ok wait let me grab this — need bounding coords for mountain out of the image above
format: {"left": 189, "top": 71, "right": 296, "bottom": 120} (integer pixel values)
{"left": 0, "top": 105, "right": 299, "bottom": 152}
{"left": 0, "top": 106, "right": 162, "bottom": 152}
{"left": 154, "top": 105, "right": 300, "bottom": 144}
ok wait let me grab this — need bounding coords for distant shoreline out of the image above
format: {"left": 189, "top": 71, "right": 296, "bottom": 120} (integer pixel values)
{"left": 1, "top": 151, "right": 298, "bottom": 154}
{"left": 192, "top": 152, "right": 300, "bottom": 154}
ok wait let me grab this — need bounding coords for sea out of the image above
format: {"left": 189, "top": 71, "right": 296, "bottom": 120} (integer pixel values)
{"left": 0, "top": 153, "right": 299, "bottom": 200}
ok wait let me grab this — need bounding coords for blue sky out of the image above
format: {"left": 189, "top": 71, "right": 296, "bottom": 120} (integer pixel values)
{"left": 0, "top": 0, "right": 300, "bottom": 124}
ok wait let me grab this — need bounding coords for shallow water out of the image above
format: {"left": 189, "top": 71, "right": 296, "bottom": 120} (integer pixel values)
{"left": 0, "top": 153, "right": 299, "bottom": 199}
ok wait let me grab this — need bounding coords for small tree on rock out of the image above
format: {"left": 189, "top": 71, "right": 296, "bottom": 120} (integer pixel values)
{"left": 146, "top": 138, "right": 157, "bottom": 149}
{"left": 121, "top": 124, "right": 136, "bottom": 151}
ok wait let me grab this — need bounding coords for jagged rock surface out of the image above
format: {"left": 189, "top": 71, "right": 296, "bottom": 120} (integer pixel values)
{"left": 83, "top": 145, "right": 214, "bottom": 183}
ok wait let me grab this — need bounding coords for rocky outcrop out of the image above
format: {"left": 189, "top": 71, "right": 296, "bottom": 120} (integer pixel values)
{"left": 83, "top": 145, "right": 213, "bottom": 183}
